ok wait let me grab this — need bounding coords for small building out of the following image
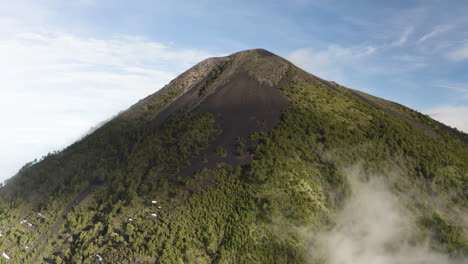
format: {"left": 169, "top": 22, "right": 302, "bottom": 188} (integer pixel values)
{"left": 20, "top": 219, "right": 33, "bottom": 227}
{"left": 150, "top": 213, "right": 157, "bottom": 217}
{"left": 96, "top": 254, "right": 103, "bottom": 261}
{"left": 36, "top": 212, "right": 46, "bottom": 219}
{"left": 151, "top": 200, "right": 158, "bottom": 204}
{"left": 2, "top": 252, "right": 10, "bottom": 260}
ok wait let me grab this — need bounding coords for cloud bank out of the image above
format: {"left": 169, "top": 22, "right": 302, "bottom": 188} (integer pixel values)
{"left": 0, "top": 32, "right": 214, "bottom": 182}
{"left": 424, "top": 105, "right": 468, "bottom": 133}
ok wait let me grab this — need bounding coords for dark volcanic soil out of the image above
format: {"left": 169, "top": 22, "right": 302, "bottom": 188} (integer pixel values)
{"left": 179, "top": 71, "right": 289, "bottom": 177}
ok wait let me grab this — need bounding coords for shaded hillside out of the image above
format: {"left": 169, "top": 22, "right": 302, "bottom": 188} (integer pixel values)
{"left": 0, "top": 49, "right": 466, "bottom": 264}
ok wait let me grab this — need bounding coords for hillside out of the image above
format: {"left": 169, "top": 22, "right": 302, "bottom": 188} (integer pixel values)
{"left": 0, "top": 49, "right": 467, "bottom": 264}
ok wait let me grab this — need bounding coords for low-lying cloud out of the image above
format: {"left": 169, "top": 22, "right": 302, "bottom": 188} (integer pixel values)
{"left": 310, "top": 169, "right": 466, "bottom": 264}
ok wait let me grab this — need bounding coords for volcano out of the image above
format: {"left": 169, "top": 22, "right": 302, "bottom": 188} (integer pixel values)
{"left": 0, "top": 49, "right": 466, "bottom": 263}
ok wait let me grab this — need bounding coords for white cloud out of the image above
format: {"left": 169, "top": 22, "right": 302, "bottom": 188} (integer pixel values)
{"left": 287, "top": 45, "right": 376, "bottom": 83}
{"left": 0, "top": 31, "right": 214, "bottom": 182}
{"left": 424, "top": 105, "right": 468, "bottom": 133}
{"left": 447, "top": 41, "right": 468, "bottom": 61}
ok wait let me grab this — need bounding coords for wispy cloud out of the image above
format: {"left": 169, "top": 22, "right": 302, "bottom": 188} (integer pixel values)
{"left": 418, "top": 24, "right": 452, "bottom": 43}
{"left": 391, "top": 26, "right": 414, "bottom": 47}
{"left": 287, "top": 45, "right": 376, "bottom": 83}
{"left": 432, "top": 81, "right": 468, "bottom": 99}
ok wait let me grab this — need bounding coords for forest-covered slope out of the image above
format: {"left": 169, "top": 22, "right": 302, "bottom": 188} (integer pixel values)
{"left": 0, "top": 49, "right": 466, "bottom": 264}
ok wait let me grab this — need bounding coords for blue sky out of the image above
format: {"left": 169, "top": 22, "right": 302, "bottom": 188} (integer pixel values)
{"left": 1, "top": 0, "right": 468, "bottom": 181}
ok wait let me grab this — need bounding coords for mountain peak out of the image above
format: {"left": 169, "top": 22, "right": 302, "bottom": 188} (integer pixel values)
{"left": 121, "top": 49, "right": 293, "bottom": 175}
{"left": 122, "top": 49, "right": 292, "bottom": 120}
{"left": 230, "top": 48, "right": 277, "bottom": 57}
